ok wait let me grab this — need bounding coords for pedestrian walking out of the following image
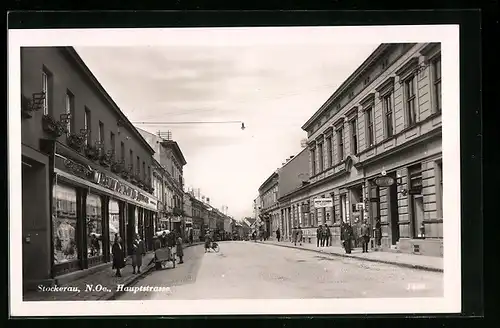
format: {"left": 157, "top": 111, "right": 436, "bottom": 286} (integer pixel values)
{"left": 342, "top": 223, "right": 353, "bottom": 254}
{"left": 252, "top": 231, "right": 257, "bottom": 242}
{"left": 276, "top": 228, "right": 281, "bottom": 242}
{"left": 189, "top": 229, "right": 194, "bottom": 245}
{"left": 316, "top": 225, "right": 323, "bottom": 247}
{"left": 324, "top": 224, "right": 331, "bottom": 247}
{"left": 374, "top": 217, "right": 382, "bottom": 247}
{"left": 111, "top": 234, "right": 125, "bottom": 277}
{"left": 361, "top": 220, "right": 371, "bottom": 253}
{"left": 131, "top": 233, "right": 145, "bottom": 274}
{"left": 204, "top": 231, "right": 212, "bottom": 253}
{"left": 176, "top": 233, "right": 184, "bottom": 264}
{"left": 297, "top": 225, "right": 303, "bottom": 246}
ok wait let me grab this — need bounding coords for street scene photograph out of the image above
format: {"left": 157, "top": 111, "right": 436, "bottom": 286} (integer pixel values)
{"left": 9, "top": 25, "right": 461, "bottom": 316}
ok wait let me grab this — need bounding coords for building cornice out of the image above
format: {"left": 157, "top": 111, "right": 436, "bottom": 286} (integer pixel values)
{"left": 345, "top": 106, "right": 359, "bottom": 119}
{"left": 359, "top": 93, "right": 376, "bottom": 108}
{"left": 160, "top": 140, "right": 187, "bottom": 166}
{"left": 375, "top": 77, "right": 395, "bottom": 97}
{"left": 333, "top": 116, "right": 345, "bottom": 128}
{"left": 258, "top": 171, "right": 279, "bottom": 193}
{"left": 395, "top": 57, "right": 419, "bottom": 79}
{"left": 301, "top": 44, "right": 395, "bottom": 131}
{"left": 419, "top": 43, "right": 441, "bottom": 57}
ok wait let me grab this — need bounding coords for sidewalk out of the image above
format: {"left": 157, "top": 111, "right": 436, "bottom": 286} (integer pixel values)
{"left": 257, "top": 240, "right": 443, "bottom": 272}
{"left": 23, "top": 242, "right": 203, "bottom": 301}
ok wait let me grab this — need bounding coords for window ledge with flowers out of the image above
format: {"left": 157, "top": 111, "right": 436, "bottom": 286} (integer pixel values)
{"left": 99, "top": 151, "right": 113, "bottom": 167}
{"left": 66, "top": 133, "right": 86, "bottom": 152}
{"left": 111, "top": 160, "right": 125, "bottom": 174}
{"left": 42, "top": 114, "right": 67, "bottom": 138}
{"left": 84, "top": 145, "right": 100, "bottom": 161}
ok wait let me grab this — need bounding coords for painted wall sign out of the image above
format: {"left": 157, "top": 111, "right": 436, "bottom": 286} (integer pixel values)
{"left": 374, "top": 176, "right": 396, "bottom": 187}
{"left": 56, "top": 154, "right": 154, "bottom": 206}
{"left": 313, "top": 198, "right": 333, "bottom": 208}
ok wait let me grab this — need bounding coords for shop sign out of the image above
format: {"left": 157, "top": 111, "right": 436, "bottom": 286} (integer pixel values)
{"left": 61, "top": 157, "right": 94, "bottom": 180}
{"left": 374, "top": 176, "right": 395, "bottom": 187}
{"left": 313, "top": 198, "right": 333, "bottom": 208}
{"left": 96, "top": 172, "right": 150, "bottom": 205}
{"left": 58, "top": 155, "right": 153, "bottom": 206}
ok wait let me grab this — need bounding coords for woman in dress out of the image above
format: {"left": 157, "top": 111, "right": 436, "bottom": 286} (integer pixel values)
{"left": 131, "top": 233, "right": 145, "bottom": 274}
{"left": 176, "top": 233, "right": 184, "bottom": 264}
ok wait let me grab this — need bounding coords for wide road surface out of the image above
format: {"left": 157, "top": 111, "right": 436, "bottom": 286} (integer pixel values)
{"left": 116, "top": 241, "right": 443, "bottom": 300}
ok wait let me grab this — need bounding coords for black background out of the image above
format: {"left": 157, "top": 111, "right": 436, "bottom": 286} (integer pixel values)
{"left": 5, "top": 6, "right": 488, "bottom": 328}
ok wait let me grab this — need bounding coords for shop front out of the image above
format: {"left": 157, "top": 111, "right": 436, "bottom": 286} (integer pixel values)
{"left": 49, "top": 142, "right": 158, "bottom": 277}
{"left": 192, "top": 217, "right": 203, "bottom": 242}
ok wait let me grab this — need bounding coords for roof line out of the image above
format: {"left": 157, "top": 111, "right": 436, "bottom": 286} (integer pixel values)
{"left": 62, "top": 47, "right": 156, "bottom": 155}
{"left": 301, "top": 43, "right": 393, "bottom": 131}
{"left": 258, "top": 171, "right": 279, "bottom": 192}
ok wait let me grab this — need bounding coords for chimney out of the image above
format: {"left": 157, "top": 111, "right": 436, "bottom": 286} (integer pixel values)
{"left": 290, "top": 155, "right": 294, "bottom": 159}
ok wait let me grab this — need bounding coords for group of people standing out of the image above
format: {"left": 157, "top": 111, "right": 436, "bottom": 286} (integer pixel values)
{"left": 110, "top": 230, "right": 186, "bottom": 277}
{"left": 316, "top": 224, "right": 332, "bottom": 247}
{"left": 269, "top": 219, "right": 381, "bottom": 255}
{"left": 111, "top": 233, "right": 146, "bottom": 277}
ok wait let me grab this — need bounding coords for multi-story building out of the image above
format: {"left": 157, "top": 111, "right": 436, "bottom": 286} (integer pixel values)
{"left": 190, "top": 194, "right": 206, "bottom": 242}
{"left": 277, "top": 148, "right": 311, "bottom": 241}
{"left": 295, "top": 42, "right": 442, "bottom": 256}
{"left": 182, "top": 191, "right": 193, "bottom": 241}
{"left": 138, "top": 129, "right": 187, "bottom": 236}
{"left": 21, "top": 47, "right": 159, "bottom": 291}
{"left": 258, "top": 172, "right": 280, "bottom": 238}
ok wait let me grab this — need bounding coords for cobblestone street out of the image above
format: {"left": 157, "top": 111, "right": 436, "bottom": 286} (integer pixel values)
{"left": 117, "top": 241, "right": 443, "bottom": 300}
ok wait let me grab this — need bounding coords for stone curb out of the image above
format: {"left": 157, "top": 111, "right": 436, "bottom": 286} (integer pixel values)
{"left": 104, "top": 242, "right": 204, "bottom": 300}
{"left": 257, "top": 241, "right": 444, "bottom": 273}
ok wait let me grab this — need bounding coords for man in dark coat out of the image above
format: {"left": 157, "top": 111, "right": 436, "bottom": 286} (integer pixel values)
{"left": 317, "top": 225, "right": 323, "bottom": 247}
{"left": 324, "top": 224, "right": 332, "bottom": 247}
{"left": 342, "top": 223, "right": 353, "bottom": 254}
{"left": 276, "top": 228, "right": 281, "bottom": 242}
{"left": 361, "top": 220, "right": 371, "bottom": 253}
{"left": 375, "top": 217, "right": 382, "bottom": 247}
{"left": 111, "top": 234, "right": 125, "bottom": 277}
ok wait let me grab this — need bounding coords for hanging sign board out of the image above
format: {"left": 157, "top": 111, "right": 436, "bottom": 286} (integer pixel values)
{"left": 313, "top": 198, "right": 333, "bottom": 208}
{"left": 374, "top": 176, "right": 396, "bottom": 187}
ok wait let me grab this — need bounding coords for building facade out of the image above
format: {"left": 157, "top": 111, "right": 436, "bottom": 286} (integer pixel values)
{"left": 299, "top": 42, "right": 442, "bottom": 256}
{"left": 258, "top": 172, "right": 280, "bottom": 238}
{"left": 21, "top": 47, "right": 159, "bottom": 290}
{"left": 277, "top": 148, "right": 311, "bottom": 242}
{"left": 138, "top": 129, "right": 187, "bottom": 237}
{"left": 190, "top": 195, "right": 206, "bottom": 242}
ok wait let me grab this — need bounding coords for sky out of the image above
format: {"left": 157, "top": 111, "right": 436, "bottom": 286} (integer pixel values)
{"left": 75, "top": 39, "right": 379, "bottom": 220}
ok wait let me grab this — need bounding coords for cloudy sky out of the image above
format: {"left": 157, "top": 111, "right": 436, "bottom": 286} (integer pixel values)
{"left": 75, "top": 37, "right": 379, "bottom": 219}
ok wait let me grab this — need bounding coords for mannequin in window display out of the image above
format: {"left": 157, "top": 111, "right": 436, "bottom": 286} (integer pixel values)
{"left": 89, "top": 233, "right": 101, "bottom": 257}
{"left": 55, "top": 217, "right": 77, "bottom": 262}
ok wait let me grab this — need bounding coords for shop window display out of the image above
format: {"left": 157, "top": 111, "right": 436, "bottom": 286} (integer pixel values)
{"left": 87, "top": 193, "right": 103, "bottom": 258}
{"left": 134, "top": 207, "right": 139, "bottom": 235}
{"left": 109, "top": 199, "right": 120, "bottom": 254}
{"left": 53, "top": 184, "right": 78, "bottom": 264}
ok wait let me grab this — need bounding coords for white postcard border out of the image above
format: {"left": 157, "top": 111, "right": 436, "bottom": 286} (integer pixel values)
{"left": 8, "top": 25, "right": 461, "bottom": 316}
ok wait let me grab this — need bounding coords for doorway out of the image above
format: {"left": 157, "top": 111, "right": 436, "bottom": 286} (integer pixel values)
{"left": 388, "top": 175, "right": 400, "bottom": 245}
{"left": 411, "top": 195, "right": 425, "bottom": 238}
